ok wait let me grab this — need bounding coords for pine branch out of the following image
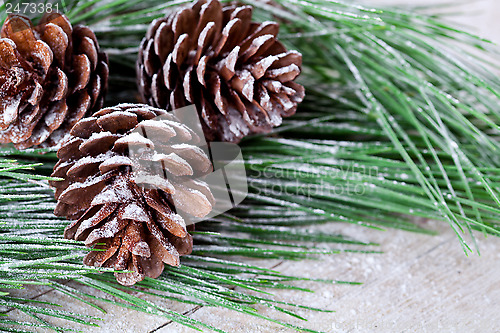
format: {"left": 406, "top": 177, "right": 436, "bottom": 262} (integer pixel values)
{"left": 247, "top": 0, "right": 500, "bottom": 252}
{"left": 51, "top": 0, "right": 500, "bottom": 251}
{"left": 0, "top": 151, "right": 359, "bottom": 332}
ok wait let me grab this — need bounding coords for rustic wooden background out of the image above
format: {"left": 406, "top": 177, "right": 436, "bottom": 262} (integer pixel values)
{"left": 6, "top": 1, "right": 500, "bottom": 332}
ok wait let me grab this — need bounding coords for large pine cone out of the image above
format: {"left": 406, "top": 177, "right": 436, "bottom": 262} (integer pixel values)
{"left": 136, "top": 0, "right": 304, "bottom": 143}
{"left": 0, "top": 13, "right": 108, "bottom": 149}
{"left": 51, "top": 103, "right": 214, "bottom": 285}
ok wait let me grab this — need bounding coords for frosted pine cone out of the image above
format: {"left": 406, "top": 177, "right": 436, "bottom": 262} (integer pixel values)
{"left": 0, "top": 13, "right": 108, "bottom": 149}
{"left": 136, "top": 0, "right": 305, "bottom": 143}
{"left": 51, "top": 103, "right": 214, "bottom": 285}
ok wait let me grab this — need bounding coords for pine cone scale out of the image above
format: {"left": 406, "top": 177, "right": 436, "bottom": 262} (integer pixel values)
{"left": 147, "top": 228, "right": 179, "bottom": 267}
{"left": 71, "top": 54, "right": 91, "bottom": 91}
{"left": 144, "top": 189, "right": 187, "bottom": 238}
{"left": 124, "top": 222, "right": 151, "bottom": 257}
{"left": 0, "top": 39, "right": 20, "bottom": 66}
{"left": 173, "top": 8, "right": 197, "bottom": 41}
{"left": 79, "top": 37, "right": 98, "bottom": 70}
{"left": 83, "top": 239, "right": 118, "bottom": 267}
{"left": 0, "top": 98, "right": 20, "bottom": 130}
{"left": 71, "top": 203, "right": 119, "bottom": 240}
{"left": 41, "top": 24, "right": 68, "bottom": 66}
{"left": 50, "top": 68, "right": 69, "bottom": 101}
{"left": 153, "top": 23, "right": 173, "bottom": 63}
{"left": 85, "top": 213, "right": 128, "bottom": 246}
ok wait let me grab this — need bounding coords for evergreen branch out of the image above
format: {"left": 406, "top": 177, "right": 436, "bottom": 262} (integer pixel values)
{"left": 0, "top": 158, "right": 357, "bottom": 332}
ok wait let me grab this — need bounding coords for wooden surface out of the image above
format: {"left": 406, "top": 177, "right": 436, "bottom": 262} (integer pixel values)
{"left": 6, "top": 1, "right": 500, "bottom": 332}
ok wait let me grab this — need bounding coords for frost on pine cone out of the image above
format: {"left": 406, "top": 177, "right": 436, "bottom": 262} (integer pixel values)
{"left": 136, "top": 0, "right": 305, "bottom": 143}
{"left": 0, "top": 13, "right": 108, "bottom": 149}
{"left": 51, "top": 104, "right": 214, "bottom": 285}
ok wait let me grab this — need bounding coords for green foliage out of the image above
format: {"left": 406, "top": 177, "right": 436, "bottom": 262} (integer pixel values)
{"left": 0, "top": 149, "right": 362, "bottom": 332}
{"left": 242, "top": 0, "right": 500, "bottom": 252}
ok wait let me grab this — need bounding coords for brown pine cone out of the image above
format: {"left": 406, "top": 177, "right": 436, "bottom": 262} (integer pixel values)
{"left": 0, "top": 13, "right": 108, "bottom": 149}
{"left": 51, "top": 103, "right": 214, "bottom": 285}
{"left": 136, "top": 0, "right": 305, "bottom": 143}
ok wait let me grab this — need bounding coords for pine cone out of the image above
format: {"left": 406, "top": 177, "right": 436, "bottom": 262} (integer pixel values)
{"left": 51, "top": 103, "right": 214, "bottom": 285}
{"left": 0, "top": 13, "right": 108, "bottom": 149}
{"left": 136, "top": 0, "right": 304, "bottom": 143}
